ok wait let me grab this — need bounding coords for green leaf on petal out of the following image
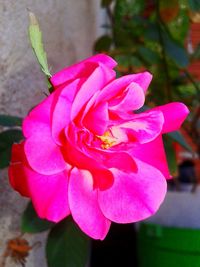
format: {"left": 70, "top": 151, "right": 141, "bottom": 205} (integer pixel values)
{"left": 46, "top": 217, "right": 90, "bottom": 267}
{"left": 21, "top": 201, "right": 55, "bottom": 233}
{"left": 0, "top": 129, "right": 23, "bottom": 169}
{"left": 28, "top": 12, "right": 51, "bottom": 78}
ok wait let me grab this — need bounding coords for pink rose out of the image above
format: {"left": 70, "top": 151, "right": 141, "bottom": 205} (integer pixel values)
{"left": 9, "top": 54, "right": 189, "bottom": 240}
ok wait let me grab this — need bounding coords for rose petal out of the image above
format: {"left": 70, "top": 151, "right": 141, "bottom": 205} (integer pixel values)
{"left": 110, "top": 110, "right": 164, "bottom": 144}
{"left": 70, "top": 64, "right": 115, "bottom": 120}
{"left": 24, "top": 125, "right": 66, "bottom": 175}
{"left": 8, "top": 143, "right": 30, "bottom": 197}
{"left": 27, "top": 168, "right": 70, "bottom": 222}
{"left": 130, "top": 136, "right": 171, "bottom": 178}
{"left": 9, "top": 143, "right": 70, "bottom": 222}
{"left": 98, "top": 159, "right": 167, "bottom": 223}
{"left": 85, "top": 145, "right": 137, "bottom": 174}
{"left": 109, "top": 82, "right": 145, "bottom": 114}
{"left": 96, "top": 72, "right": 152, "bottom": 103}
{"left": 83, "top": 102, "right": 109, "bottom": 135}
{"left": 51, "top": 79, "right": 80, "bottom": 144}
{"left": 151, "top": 102, "right": 189, "bottom": 133}
{"left": 68, "top": 168, "right": 111, "bottom": 240}
{"left": 64, "top": 127, "right": 100, "bottom": 170}
{"left": 22, "top": 93, "right": 54, "bottom": 138}
{"left": 51, "top": 54, "right": 117, "bottom": 88}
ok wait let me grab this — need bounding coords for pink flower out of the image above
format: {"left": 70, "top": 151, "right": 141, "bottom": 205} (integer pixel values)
{"left": 9, "top": 54, "right": 189, "bottom": 240}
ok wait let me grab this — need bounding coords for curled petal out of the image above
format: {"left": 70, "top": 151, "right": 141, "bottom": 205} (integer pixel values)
{"left": 111, "top": 110, "right": 164, "bottom": 144}
{"left": 68, "top": 168, "right": 111, "bottom": 240}
{"left": 98, "top": 159, "right": 167, "bottom": 223}
{"left": 151, "top": 102, "right": 189, "bottom": 133}
{"left": 109, "top": 82, "right": 145, "bottom": 114}
{"left": 96, "top": 72, "right": 152, "bottom": 103}
{"left": 51, "top": 54, "right": 117, "bottom": 88}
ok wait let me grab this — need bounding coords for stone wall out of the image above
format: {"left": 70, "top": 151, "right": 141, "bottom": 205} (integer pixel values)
{"left": 0, "top": 1, "right": 102, "bottom": 266}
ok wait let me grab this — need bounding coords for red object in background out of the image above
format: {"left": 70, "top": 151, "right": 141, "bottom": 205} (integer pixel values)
{"left": 187, "top": 22, "right": 200, "bottom": 80}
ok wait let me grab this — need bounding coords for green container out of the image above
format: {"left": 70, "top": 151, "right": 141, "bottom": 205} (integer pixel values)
{"left": 137, "top": 223, "right": 200, "bottom": 267}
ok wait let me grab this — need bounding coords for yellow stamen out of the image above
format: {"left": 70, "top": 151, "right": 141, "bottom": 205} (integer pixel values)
{"left": 97, "top": 131, "right": 117, "bottom": 149}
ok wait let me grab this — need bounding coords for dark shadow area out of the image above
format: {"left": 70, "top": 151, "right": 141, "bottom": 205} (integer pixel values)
{"left": 168, "top": 160, "right": 198, "bottom": 192}
{"left": 90, "top": 223, "right": 138, "bottom": 267}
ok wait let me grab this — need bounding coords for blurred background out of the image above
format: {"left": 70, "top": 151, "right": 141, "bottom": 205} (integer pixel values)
{"left": 0, "top": 0, "right": 200, "bottom": 266}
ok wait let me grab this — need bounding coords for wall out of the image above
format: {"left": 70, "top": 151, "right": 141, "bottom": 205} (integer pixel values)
{"left": 0, "top": 1, "right": 102, "bottom": 266}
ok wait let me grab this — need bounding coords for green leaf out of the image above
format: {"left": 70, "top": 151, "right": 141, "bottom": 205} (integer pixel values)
{"left": 21, "top": 201, "right": 55, "bottom": 233}
{"left": 115, "top": 54, "right": 142, "bottom": 67}
{"left": 0, "top": 129, "right": 23, "bottom": 169}
{"left": 167, "top": 7, "right": 189, "bottom": 44}
{"left": 46, "top": 217, "right": 90, "bottom": 267}
{"left": 162, "top": 29, "right": 189, "bottom": 67}
{"left": 0, "top": 115, "right": 22, "bottom": 127}
{"left": 188, "top": 0, "right": 200, "bottom": 11}
{"left": 163, "top": 135, "right": 178, "bottom": 176}
{"left": 94, "top": 35, "right": 112, "bottom": 52}
{"left": 0, "top": 129, "right": 23, "bottom": 149}
{"left": 28, "top": 12, "right": 51, "bottom": 78}
{"left": 144, "top": 23, "right": 160, "bottom": 42}
{"left": 167, "top": 130, "right": 193, "bottom": 152}
{"left": 138, "top": 46, "right": 161, "bottom": 64}
{"left": 0, "top": 147, "right": 12, "bottom": 169}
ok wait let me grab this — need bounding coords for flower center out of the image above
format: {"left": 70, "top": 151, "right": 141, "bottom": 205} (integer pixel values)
{"left": 97, "top": 131, "right": 117, "bottom": 149}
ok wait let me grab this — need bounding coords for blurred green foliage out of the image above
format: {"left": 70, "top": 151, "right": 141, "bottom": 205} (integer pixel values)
{"left": 95, "top": 0, "right": 200, "bottom": 174}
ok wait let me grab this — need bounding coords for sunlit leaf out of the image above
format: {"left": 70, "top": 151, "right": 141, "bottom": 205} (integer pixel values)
{"left": 28, "top": 12, "right": 51, "bottom": 78}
